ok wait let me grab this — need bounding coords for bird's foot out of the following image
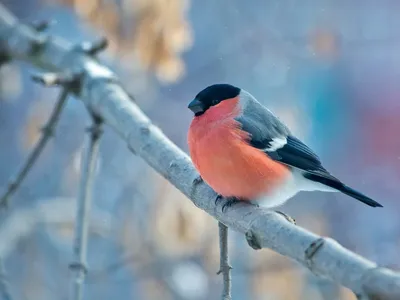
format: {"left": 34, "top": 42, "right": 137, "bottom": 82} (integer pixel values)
{"left": 215, "top": 194, "right": 242, "bottom": 212}
{"left": 274, "top": 210, "right": 296, "bottom": 225}
{"left": 222, "top": 197, "right": 242, "bottom": 213}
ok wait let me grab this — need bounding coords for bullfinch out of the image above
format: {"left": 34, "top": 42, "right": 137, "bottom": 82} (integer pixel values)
{"left": 187, "top": 83, "right": 383, "bottom": 212}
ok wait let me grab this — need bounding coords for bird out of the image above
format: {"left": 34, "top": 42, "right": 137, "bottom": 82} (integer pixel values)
{"left": 187, "top": 83, "right": 383, "bottom": 213}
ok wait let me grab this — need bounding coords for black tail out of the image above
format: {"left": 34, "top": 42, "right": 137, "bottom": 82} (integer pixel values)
{"left": 335, "top": 184, "right": 383, "bottom": 207}
{"left": 303, "top": 173, "right": 383, "bottom": 208}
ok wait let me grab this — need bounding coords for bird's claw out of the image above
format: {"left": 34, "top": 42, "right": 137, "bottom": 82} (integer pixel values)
{"left": 221, "top": 197, "right": 241, "bottom": 213}
{"left": 215, "top": 194, "right": 223, "bottom": 206}
{"left": 215, "top": 195, "right": 245, "bottom": 212}
{"left": 215, "top": 194, "right": 241, "bottom": 212}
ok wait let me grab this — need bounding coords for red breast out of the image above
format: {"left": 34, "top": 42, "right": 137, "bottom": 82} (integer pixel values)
{"left": 188, "top": 97, "right": 290, "bottom": 200}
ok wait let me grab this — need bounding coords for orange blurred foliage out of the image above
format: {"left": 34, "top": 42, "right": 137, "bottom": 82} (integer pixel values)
{"left": 50, "top": 0, "right": 193, "bottom": 83}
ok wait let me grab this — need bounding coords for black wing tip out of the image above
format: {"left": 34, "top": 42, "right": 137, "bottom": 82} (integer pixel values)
{"left": 362, "top": 199, "right": 383, "bottom": 208}
{"left": 370, "top": 201, "right": 383, "bottom": 208}
{"left": 303, "top": 173, "right": 383, "bottom": 208}
{"left": 339, "top": 185, "right": 383, "bottom": 208}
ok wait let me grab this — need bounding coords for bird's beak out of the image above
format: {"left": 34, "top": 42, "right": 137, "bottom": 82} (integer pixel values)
{"left": 188, "top": 98, "right": 205, "bottom": 115}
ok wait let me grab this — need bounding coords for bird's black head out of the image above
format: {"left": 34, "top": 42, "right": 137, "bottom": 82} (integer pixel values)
{"left": 188, "top": 83, "right": 241, "bottom": 116}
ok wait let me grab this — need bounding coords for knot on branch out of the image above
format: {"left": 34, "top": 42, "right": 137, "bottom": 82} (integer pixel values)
{"left": 216, "top": 265, "right": 233, "bottom": 275}
{"left": 86, "top": 119, "right": 103, "bottom": 141}
{"left": 244, "top": 210, "right": 297, "bottom": 251}
{"left": 76, "top": 37, "right": 108, "bottom": 56}
{"left": 140, "top": 125, "right": 150, "bottom": 136}
{"left": 169, "top": 161, "right": 178, "bottom": 170}
{"left": 69, "top": 262, "right": 88, "bottom": 275}
{"left": 129, "top": 121, "right": 152, "bottom": 143}
{"left": 245, "top": 229, "right": 262, "bottom": 250}
{"left": 30, "top": 35, "right": 47, "bottom": 55}
{"left": 304, "top": 237, "right": 325, "bottom": 271}
{"left": 167, "top": 160, "right": 183, "bottom": 183}
{"left": 274, "top": 210, "right": 296, "bottom": 224}
{"left": 32, "top": 71, "right": 82, "bottom": 93}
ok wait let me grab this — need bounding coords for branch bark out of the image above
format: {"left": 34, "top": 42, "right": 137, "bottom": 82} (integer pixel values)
{"left": 0, "top": 4, "right": 399, "bottom": 299}
{"left": 69, "top": 118, "right": 102, "bottom": 300}
{"left": 217, "top": 222, "right": 232, "bottom": 300}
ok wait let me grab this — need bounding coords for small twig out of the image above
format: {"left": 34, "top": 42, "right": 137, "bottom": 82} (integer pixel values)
{"left": 69, "top": 117, "right": 102, "bottom": 300}
{"left": 0, "top": 87, "right": 69, "bottom": 208}
{"left": 217, "top": 222, "right": 232, "bottom": 300}
{"left": 0, "top": 259, "right": 12, "bottom": 300}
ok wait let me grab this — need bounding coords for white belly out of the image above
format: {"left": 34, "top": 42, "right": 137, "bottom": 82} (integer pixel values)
{"left": 253, "top": 170, "right": 337, "bottom": 208}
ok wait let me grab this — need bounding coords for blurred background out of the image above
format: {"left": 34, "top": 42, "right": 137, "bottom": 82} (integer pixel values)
{"left": 0, "top": 0, "right": 399, "bottom": 299}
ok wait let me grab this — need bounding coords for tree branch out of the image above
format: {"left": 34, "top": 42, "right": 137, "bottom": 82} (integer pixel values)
{"left": 0, "top": 4, "right": 399, "bottom": 299}
{"left": 217, "top": 222, "right": 232, "bottom": 300}
{"left": 69, "top": 117, "right": 102, "bottom": 300}
{"left": 0, "top": 87, "right": 69, "bottom": 208}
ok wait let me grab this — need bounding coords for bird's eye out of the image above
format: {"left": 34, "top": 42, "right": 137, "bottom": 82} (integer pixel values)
{"left": 212, "top": 99, "right": 219, "bottom": 105}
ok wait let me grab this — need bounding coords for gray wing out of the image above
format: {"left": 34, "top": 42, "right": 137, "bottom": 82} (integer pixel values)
{"left": 235, "top": 98, "right": 330, "bottom": 175}
{"left": 234, "top": 95, "right": 383, "bottom": 208}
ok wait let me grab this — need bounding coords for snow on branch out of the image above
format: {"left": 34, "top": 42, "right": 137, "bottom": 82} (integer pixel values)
{"left": 0, "top": 4, "right": 399, "bottom": 299}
